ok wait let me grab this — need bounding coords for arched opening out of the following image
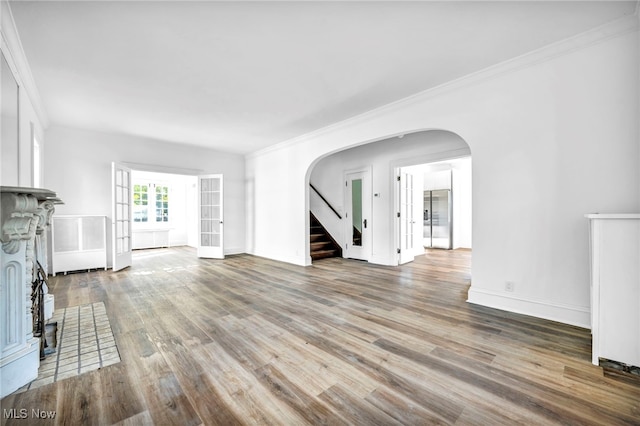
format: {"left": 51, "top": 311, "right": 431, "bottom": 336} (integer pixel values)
{"left": 306, "top": 129, "right": 471, "bottom": 266}
{"left": 397, "top": 156, "right": 472, "bottom": 260}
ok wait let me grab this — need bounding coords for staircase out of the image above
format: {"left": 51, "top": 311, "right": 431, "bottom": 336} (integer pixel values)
{"left": 310, "top": 213, "right": 342, "bottom": 261}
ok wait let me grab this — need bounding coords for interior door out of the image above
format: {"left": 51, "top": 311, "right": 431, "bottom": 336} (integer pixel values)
{"left": 112, "top": 162, "right": 132, "bottom": 271}
{"left": 399, "top": 172, "right": 415, "bottom": 264}
{"left": 345, "top": 170, "right": 370, "bottom": 261}
{"left": 198, "top": 174, "right": 224, "bottom": 259}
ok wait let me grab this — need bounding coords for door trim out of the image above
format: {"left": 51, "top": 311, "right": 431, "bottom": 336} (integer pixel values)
{"left": 197, "top": 174, "right": 224, "bottom": 259}
{"left": 111, "top": 162, "right": 132, "bottom": 272}
{"left": 398, "top": 170, "right": 419, "bottom": 265}
{"left": 343, "top": 166, "right": 372, "bottom": 261}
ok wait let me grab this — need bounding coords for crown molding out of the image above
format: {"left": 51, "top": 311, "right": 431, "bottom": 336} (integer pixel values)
{"left": 1, "top": 1, "right": 50, "bottom": 129}
{"left": 247, "top": 12, "right": 639, "bottom": 161}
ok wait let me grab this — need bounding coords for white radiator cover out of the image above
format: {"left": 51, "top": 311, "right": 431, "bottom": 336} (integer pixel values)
{"left": 132, "top": 229, "right": 170, "bottom": 249}
{"left": 51, "top": 215, "right": 107, "bottom": 275}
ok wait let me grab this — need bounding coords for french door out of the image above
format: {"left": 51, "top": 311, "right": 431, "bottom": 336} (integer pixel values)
{"left": 398, "top": 169, "right": 425, "bottom": 264}
{"left": 344, "top": 170, "right": 371, "bottom": 261}
{"left": 197, "top": 174, "right": 224, "bottom": 259}
{"left": 399, "top": 172, "right": 415, "bottom": 264}
{"left": 111, "top": 162, "right": 132, "bottom": 271}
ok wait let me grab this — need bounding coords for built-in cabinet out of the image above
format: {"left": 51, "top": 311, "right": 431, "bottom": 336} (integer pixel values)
{"left": 586, "top": 214, "right": 640, "bottom": 367}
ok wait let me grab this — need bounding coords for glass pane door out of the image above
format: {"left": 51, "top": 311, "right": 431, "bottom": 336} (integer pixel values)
{"left": 197, "top": 174, "right": 224, "bottom": 259}
{"left": 351, "top": 178, "right": 363, "bottom": 246}
{"left": 112, "top": 163, "right": 132, "bottom": 271}
{"left": 345, "top": 170, "right": 370, "bottom": 261}
{"left": 399, "top": 172, "right": 415, "bottom": 264}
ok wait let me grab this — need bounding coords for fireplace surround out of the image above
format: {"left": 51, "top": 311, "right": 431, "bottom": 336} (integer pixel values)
{"left": 0, "top": 186, "right": 61, "bottom": 398}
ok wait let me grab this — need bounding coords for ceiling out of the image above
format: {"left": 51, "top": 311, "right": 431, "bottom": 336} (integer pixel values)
{"left": 9, "top": 1, "right": 638, "bottom": 155}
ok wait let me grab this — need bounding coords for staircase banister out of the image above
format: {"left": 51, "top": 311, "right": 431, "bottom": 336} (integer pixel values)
{"left": 309, "top": 183, "right": 342, "bottom": 220}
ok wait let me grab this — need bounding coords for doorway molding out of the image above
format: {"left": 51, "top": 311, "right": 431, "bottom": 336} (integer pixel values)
{"left": 390, "top": 145, "right": 471, "bottom": 266}
{"left": 343, "top": 165, "right": 372, "bottom": 261}
{"left": 113, "top": 162, "right": 202, "bottom": 259}
{"left": 120, "top": 161, "right": 203, "bottom": 176}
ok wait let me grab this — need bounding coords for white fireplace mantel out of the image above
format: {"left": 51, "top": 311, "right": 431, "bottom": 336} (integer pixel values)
{"left": 1, "top": 186, "right": 61, "bottom": 398}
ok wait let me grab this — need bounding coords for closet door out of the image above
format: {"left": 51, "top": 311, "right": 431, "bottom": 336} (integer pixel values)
{"left": 197, "top": 174, "right": 224, "bottom": 259}
{"left": 112, "top": 162, "right": 132, "bottom": 271}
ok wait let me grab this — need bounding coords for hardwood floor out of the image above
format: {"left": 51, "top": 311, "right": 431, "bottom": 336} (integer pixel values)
{"left": 2, "top": 247, "right": 639, "bottom": 425}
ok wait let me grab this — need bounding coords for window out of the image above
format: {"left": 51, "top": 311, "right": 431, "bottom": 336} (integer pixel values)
{"left": 133, "top": 182, "right": 169, "bottom": 224}
{"left": 33, "top": 133, "right": 41, "bottom": 188}
{"left": 155, "top": 185, "right": 169, "bottom": 222}
{"left": 133, "top": 184, "right": 149, "bottom": 222}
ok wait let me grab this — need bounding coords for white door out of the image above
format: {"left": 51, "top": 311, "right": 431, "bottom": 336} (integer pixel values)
{"left": 345, "top": 170, "right": 371, "bottom": 261}
{"left": 399, "top": 172, "right": 415, "bottom": 264}
{"left": 198, "top": 174, "right": 224, "bottom": 259}
{"left": 112, "top": 162, "right": 132, "bottom": 271}
{"left": 412, "top": 173, "right": 425, "bottom": 256}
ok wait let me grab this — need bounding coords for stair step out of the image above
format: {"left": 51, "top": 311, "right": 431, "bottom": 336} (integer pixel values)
{"left": 310, "top": 212, "right": 341, "bottom": 261}
{"left": 311, "top": 249, "right": 338, "bottom": 260}
{"left": 311, "top": 241, "right": 332, "bottom": 250}
{"left": 310, "top": 233, "right": 325, "bottom": 242}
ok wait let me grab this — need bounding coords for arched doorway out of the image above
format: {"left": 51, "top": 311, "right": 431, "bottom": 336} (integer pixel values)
{"left": 396, "top": 156, "right": 472, "bottom": 264}
{"left": 307, "top": 129, "right": 471, "bottom": 266}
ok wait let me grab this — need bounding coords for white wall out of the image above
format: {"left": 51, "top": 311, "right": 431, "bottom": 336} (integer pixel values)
{"left": 423, "top": 169, "right": 451, "bottom": 191}
{"left": 247, "top": 17, "right": 639, "bottom": 328}
{"left": 451, "top": 159, "right": 472, "bottom": 249}
{"left": 309, "top": 130, "right": 470, "bottom": 265}
{"left": 1, "top": 1, "right": 48, "bottom": 188}
{"left": 44, "top": 125, "right": 246, "bottom": 265}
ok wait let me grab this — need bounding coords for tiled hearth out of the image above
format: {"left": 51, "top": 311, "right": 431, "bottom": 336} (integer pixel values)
{"left": 15, "top": 302, "right": 120, "bottom": 393}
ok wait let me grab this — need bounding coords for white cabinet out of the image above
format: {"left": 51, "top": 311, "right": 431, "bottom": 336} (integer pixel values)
{"left": 51, "top": 215, "right": 107, "bottom": 275}
{"left": 586, "top": 214, "right": 640, "bottom": 367}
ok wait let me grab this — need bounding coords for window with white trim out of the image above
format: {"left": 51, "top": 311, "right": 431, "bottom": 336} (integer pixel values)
{"left": 133, "top": 182, "right": 169, "bottom": 224}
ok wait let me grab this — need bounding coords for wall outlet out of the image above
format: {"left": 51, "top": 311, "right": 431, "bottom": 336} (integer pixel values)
{"left": 505, "top": 281, "right": 515, "bottom": 292}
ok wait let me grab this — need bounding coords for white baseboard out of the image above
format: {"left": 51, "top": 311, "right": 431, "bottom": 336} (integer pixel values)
{"left": 248, "top": 249, "right": 308, "bottom": 267}
{"left": 369, "top": 254, "right": 397, "bottom": 266}
{"left": 467, "top": 287, "right": 590, "bottom": 329}
{"left": 224, "top": 247, "right": 245, "bottom": 256}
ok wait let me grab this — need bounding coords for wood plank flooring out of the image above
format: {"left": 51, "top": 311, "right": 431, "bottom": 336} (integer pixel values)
{"left": 2, "top": 247, "right": 639, "bottom": 425}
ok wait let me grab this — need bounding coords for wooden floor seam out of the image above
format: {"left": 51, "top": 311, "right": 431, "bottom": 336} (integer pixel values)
{"left": 2, "top": 247, "right": 639, "bottom": 425}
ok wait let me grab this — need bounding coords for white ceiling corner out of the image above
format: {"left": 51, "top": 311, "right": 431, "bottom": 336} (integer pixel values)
{"left": 8, "top": 0, "right": 638, "bottom": 155}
